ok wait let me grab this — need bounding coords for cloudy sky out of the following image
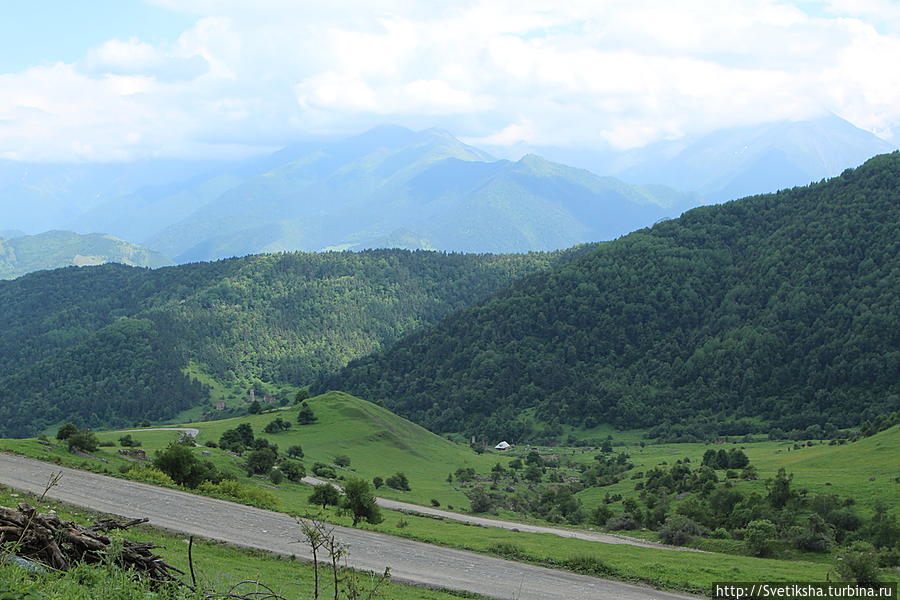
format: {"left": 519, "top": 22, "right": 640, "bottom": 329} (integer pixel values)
{"left": 2, "top": 0, "right": 900, "bottom": 162}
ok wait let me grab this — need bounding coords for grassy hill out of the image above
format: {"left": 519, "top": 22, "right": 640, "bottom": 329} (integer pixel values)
{"left": 0, "top": 249, "right": 558, "bottom": 437}
{"left": 323, "top": 152, "right": 900, "bottom": 440}
{"left": 0, "top": 230, "right": 173, "bottom": 279}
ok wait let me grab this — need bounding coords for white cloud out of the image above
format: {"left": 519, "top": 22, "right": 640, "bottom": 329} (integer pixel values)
{"left": 2, "top": 0, "right": 899, "bottom": 161}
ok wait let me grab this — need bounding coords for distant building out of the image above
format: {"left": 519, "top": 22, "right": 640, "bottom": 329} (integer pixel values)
{"left": 248, "top": 388, "right": 255, "bottom": 404}
{"left": 263, "top": 394, "right": 275, "bottom": 404}
{"left": 214, "top": 401, "right": 225, "bottom": 411}
{"left": 494, "top": 441, "right": 511, "bottom": 451}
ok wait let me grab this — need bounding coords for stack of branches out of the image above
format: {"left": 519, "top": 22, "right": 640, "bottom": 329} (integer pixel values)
{"left": 0, "top": 502, "right": 183, "bottom": 583}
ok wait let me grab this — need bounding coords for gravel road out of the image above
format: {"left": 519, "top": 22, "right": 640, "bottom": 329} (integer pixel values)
{"left": 0, "top": 453, "right": 697, "bottom": 600}
{"left": 303, "top": 476, "right": 702, "bottom": 552}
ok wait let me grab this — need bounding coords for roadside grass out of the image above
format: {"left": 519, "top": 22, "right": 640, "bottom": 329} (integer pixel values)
{"left": 1, "top": 394, "right": 898, "bottom": 594}
{"left": 0, "top": 486, "right": 483, "bottom": 600}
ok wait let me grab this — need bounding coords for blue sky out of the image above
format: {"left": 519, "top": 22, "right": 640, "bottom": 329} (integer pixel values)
{"left": 2, "top": 0, "right": 899, "bottom": 162}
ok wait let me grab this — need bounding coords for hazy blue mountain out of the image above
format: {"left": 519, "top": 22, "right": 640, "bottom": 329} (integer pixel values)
{"left": 0, "top": 159, "right": 232, "bottom": 234}
{"left": 142, "top": 126, "right": 695, "bottom": 261}
{"left": 0, "top": 230, "right": 173, "bottom": 280}
{"left": 615, "top": 114, "right": 896, "bottom": 201}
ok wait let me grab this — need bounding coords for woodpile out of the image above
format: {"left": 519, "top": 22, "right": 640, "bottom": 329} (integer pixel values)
{"left": 0, "top": 502, "right": 183, "bottom": 583}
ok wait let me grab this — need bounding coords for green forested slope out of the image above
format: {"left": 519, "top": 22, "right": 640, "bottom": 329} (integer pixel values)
{"left": 0, "top": 230, "right": 173, "bottom": 279}
{"left": 322, "top": 153, "right": 900, "bottom": 441}
{"left": 0, "top": 249, "right": 558, "bottom": 437}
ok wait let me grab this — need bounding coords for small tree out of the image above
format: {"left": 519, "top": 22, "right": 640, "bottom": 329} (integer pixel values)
{"left": 745, "top": 519, "right": 777, "bottom": 557}
{"left": 334, "top": 455, "right": 351, "bottom": 468}
{"left": 294, "top": 388, "right": 310, "bottom": 404}
{"left": 287, "top": 444, "right": 304, "bottom": 458}
{"left": 297, "top": 402, "right": 318, "bottom": 425}
{"left": 466, "top": 488, "right": 495, "bottom": 513}
{"left": 280, "top": 460, "right": 306, "bottom": 482}
{"left": 309, "top": 483, "right": 341, "bottom": 509}
{"left": 246, "top": 448, "right": 278, "bottom": 475}
{"left": 67, "top": 430, "right": 99, "bottom": 453}
{"left": 341, "top": 478, "right": 382, "bottom": 526}
{"left": 385, "top": 472, "right": 410, "bottom": 491}
{"left": 56, "top": 423, "right": 78, "bottom": 441}
{"left": 836, "top": 542, "right": 881, "bottom": 584}
{"left": 372, "top": 476, "right": 384, "bottom": 489}
{"left": 658, "top": 515, "right": 709, "bottom": 545}
{"left": 153, "top": 442, "right": 221, "bottom": 488}
{"left": 248, "top": 399, "right": 263, "bottom": 414}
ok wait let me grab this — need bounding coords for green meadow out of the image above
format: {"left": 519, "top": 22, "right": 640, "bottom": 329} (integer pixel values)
{"left": 1, "top": 392, "right": 898, "bottom": 594}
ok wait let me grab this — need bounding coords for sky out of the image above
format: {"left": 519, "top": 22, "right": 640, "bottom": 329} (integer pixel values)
{"left": 2, "top": 0, "right": 900, "bottom": 162}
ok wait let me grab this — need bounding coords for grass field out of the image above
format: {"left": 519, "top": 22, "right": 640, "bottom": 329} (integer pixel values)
{"left": 1, "top": 393, "right": 898, "bottom": 594}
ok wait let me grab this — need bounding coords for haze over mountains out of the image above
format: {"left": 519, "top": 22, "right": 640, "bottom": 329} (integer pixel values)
{"left": 0, "top": 115, "right": 893, "bottom": 278}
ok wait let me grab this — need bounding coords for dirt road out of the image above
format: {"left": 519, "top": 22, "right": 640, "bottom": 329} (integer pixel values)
{"left": 302, "top": 475, "right": 702, "bottom": 552}
{"left": 0, "top": 453, "right": 696, "bottom": 600}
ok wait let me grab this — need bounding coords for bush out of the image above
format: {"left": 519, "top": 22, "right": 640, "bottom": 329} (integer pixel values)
{"left": 334, "top": 455, "right": 351, "bottom": 468}
{"left": 341, "top": 478, "right": 382, "bottom": 526}
{"left": 372, "top": 476, "right": 383, "bottom": 489}
{"left": 836, "top": 542, "right": 881, "bottom": 584}
{"left": 590, "top": 505, "right": 612, "bottom": 527}
{"left": 269, "top": 469, "right": 284, "bottom": 485}
{"left": 118, "top": 434, "right": 141, "bottom": 447}
{"left": 198, "top": 480, "right": 279, "bottom": 510}
{"left": 385, "top": 472, "right": 410, "bottom": 491}
{"left": 430, "top": 499, "right": 441, "bottom": 507}
{"left": 153, "top": 442, "right": 222, "bottom": 488}
{"left": 309, "top": 483, "right": 341, "bottom": 508}
{"left": 658, "top": 515, "right": 709, "bottom": 545}
{"left": 605, "top": 514, "right": 640, "bottom": 531}
{"left": 245, "top": 448, "right": 277, "bottom": 475}
{"left": 279, "top": 460, "right": 306, "bottom": 482}
{"left": 466, "top": 488, "right": 496, "bottom": 513}
{"left": 286, "top": 445, "right": 304, "bottom": 458}
{"left": 125, "top": 465, "right": 175, "bottom": 486}
{"left": 744, "top": 519, "right": 777, "bottom": 557}
{"left": 312, "top": 463, "right": 337, "bottom": 478}
{"left": 56, "top": 423, "right": 78, "bottom": 440}
{"left": 67, "top": 431, "right": 99, "bottom": 453}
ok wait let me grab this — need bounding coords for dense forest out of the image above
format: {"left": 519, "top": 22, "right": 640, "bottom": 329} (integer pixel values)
{"left": 0, "top": 249, "right": 559, "bottom": 436}
{"left": 321, "top": 153, "right": 900, "bottom": 441}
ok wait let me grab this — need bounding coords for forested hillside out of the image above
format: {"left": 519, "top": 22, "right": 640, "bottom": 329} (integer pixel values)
{"left": 322, "top": 153, "right": 900, "bottom": 441}
{"left": 0, "top": 249, "right": 559, "bottom": 437}
{"left": 0, "top": 230, "right": 173, "bottom": 279}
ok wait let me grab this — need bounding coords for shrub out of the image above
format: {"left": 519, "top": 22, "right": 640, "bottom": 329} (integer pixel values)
{"left": 744, "top": 519, "right": 777, "bottom": 557}
{"left": 125, "top": 465, "right": 175, "bottom": 486}
{"left": 430, "top": 499, "right": 441, "bottom": 507}
{"left": 334, "top": 455, "right": 351, "bottom": 468}
{"left": 836, "top": 542, "right": 881, "bottom": 584}
{"left": 312, "top": 463, "right": 337, "bottom": 478}
{"left": 372, "top": 476, "right": 383, "bottom": 489}
{"left": 118, "top": 434, "right": 141, "bottom": 447}
{"left": 198, "top": 480, "right": 279, "bottom": 510}
{"left": 56, "top": 423, "right": 78, "bottom": 440}
{"left": 67, "top": 431, "right": 99, "bottom": 453}
{"left": 590, "top": 505, "right": 612, "bottom": 527}
{"left": 466, "top": 488, "right": 495, "bottom": 514}
{"left": 286, "top": 445, "right": 304, "bottom": 458}
{"left": 279, "top": 460, "right": 306, "bottom": 482}
{"left": 153, "top": 442, "right": 222, "bottom": 488}
{"left": 385, "top": 472, "right": 410, "bottom": 491}
{"left": 269, "top": 469, "right": 284, "bottom": 485}
{"left": 605, "top": 514, "right": 640, "bottom": 531}
{"left": 245, "top": 448, "right": 278, "bottom": 475}
{"left": 309, "top": 483, "right": 341, "bottom": 508}
{"left": 658, "top": 515, "right": 709, "bottom": 545}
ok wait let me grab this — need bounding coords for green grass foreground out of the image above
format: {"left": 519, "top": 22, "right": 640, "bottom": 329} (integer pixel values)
{"left": 1, "top": 393, "right": 897, "bottom": 594}
{"left": 0, "top": 487, "right": 481, "bottom": 600}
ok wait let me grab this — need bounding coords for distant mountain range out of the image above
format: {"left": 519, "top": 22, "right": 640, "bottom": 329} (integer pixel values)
{"left": 0, "top": 115, "right": 893, "bottom": 276}
{"left": 0, "top": 230, "right": 173, "bottom": 280}
{"left": 62, "top": 125, "right": 690, "bottom": 262}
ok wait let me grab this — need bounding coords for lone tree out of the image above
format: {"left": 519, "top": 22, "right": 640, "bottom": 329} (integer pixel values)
{"left": 297, "top": 402, "right": 318, "bottom": 425}
{"left": 56, "top": 423, "right": 78, "bottom": 441}
{"left": 309, "top": 483, "right": 341, "bottom": 509}
{"left": 294, "top": 387, "right": 310, "bottom": 404}
{"left": 153, "top": 442, "right": 221, "bottom": 488}
{"left": 341, "top": 478, "right": 382, "bottom": 526}
{"left": 67, "top": 430, "right": 99, "bottom": 453}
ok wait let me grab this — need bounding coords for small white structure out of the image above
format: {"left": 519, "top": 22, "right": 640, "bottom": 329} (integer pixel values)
{"left": 494, "top": 441, "right": 511, "bottom": 451}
